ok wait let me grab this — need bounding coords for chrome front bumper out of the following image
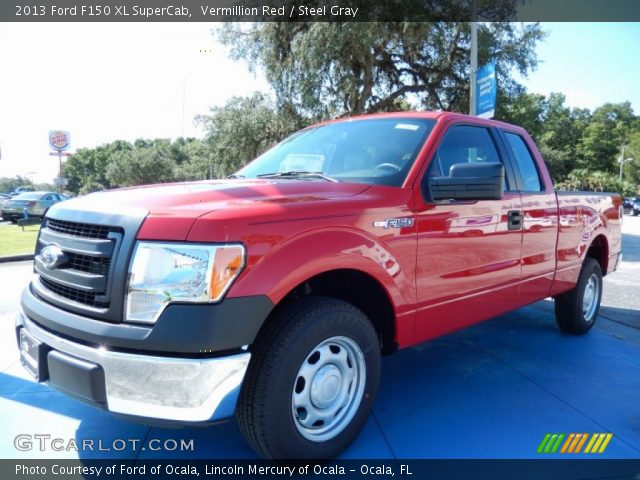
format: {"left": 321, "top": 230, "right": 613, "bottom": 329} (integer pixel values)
{"left": 16, "top": 310, "right": 251, "bottom": 423}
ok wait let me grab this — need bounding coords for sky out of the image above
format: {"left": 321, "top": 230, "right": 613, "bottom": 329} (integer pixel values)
{"left": 0, "top": 22, "right": 639, "bottom": 183}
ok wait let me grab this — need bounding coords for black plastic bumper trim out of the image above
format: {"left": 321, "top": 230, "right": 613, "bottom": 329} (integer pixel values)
{"left": 47, "top": 350, "right": 107, "bottom": 404}
{"left": 21, "top": 285, "right": 274, "bottom": 354}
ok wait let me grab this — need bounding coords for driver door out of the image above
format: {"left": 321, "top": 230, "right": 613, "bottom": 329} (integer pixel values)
{"left": 413, "top": 123, "right": 524, "bottom": 343}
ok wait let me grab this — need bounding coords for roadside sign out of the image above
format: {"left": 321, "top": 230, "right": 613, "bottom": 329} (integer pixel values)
{"left": 476, "top": 62, "right": 497, "bottom": 119}
{"left": 48, "top": 130, "right": 70, "bottom": 151}
{"left": 53, "top": 177, "right": 68, "bottom": 186}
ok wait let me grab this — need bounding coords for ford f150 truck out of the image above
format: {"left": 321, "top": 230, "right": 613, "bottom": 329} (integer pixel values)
{"left": 16, "top": 112, "right": 622, "bottom": 459}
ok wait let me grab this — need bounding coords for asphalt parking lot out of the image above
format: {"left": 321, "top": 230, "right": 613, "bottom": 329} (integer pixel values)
{"left": 0, "top": 217, "right": 639, "bottom": 460}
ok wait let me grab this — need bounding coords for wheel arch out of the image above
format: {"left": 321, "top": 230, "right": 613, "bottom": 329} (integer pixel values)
{"left": 255, "top": 268, "right": 399, "bottom": 355}
{"left": 586, "top": 234, "right": 609, "bottom": 276}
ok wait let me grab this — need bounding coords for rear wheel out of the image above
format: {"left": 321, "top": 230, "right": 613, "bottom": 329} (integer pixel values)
{"left": 554, "top": 257, "right": 602, "bottom": 334}
{"left": 236, "top": 296, "right": 380, "bottom": 459}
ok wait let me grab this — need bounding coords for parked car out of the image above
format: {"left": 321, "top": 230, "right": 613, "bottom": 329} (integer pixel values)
{"left": 16, "top": 112, "right": 622, "bottom": 459}
{"left": 8, "top": 186, "right": 35, "bottom": 197}
{"left": 623, "top": 197, "right": 635, "bottom": 212}
{"left": 1, "top": 191, "right": 67, "bottom": 223}
{"left": 632, "top": 198, "right": 640, "bottom": 216}
{"left": 0, "top": 194, "right": 10, "bottom": 220}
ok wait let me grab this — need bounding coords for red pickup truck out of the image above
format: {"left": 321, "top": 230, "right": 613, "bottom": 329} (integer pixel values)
{"left": 16, "top": 112, "right": 622, "bottom": 459}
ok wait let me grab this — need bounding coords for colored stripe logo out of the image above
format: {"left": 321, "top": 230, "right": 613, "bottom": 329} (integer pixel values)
{"left": 537, "top": 433, "right": 612, "bottom": 454}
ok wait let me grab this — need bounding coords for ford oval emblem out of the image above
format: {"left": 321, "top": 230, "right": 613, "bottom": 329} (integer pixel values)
{"left": 40, "top": 245, "right": 67, "bottom": 269}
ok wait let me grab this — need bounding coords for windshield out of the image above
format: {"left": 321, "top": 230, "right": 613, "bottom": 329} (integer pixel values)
{"left": 236, "top": 118, "right": 436, "bottom": 187}
{"left": 13, "top": 192, "right": 43, "bottom": 200}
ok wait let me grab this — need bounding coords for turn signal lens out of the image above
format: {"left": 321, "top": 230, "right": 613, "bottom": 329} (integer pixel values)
{"left": 210, "top": 245, "right": 245, "bottom": 301}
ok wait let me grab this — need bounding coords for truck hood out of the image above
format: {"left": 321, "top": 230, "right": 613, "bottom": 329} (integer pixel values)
{"left": 53, "top": 179, "right": 371, "bottom": 240}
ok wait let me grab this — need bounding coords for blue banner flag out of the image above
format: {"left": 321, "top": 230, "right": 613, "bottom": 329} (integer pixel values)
{"left": 476, "top": 62, "right": 497, "bottom": 118}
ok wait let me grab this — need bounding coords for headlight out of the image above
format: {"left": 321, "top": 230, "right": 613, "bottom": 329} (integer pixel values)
{"left": 125, "top": 242, "right": 245, "bottom": 324}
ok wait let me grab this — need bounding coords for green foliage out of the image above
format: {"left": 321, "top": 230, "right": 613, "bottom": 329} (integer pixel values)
{"left": 557, "top": 169, "right": 636, "bottom": 197}
{"left": 576, "top": 102, "right": 636, "bottom": 175}
{"left": 196, "top": 92, "right": 302, "bottom": 178}
{"left": 106, "top": 140, "right": 175, "bottom": 187}
{"left": 63, "top": 140, "right": 132, "bottom": 194}
{"left": 0, "top": 176, "right": 33, "bottom": 194}
{"left": 63, "top": 138, "right": 211, "bottom": 194}
{"left": 498, "top": 93, "right": 639, "bottom": 194}
{"left": 497, "top": 92, "right": 546, "bottom": 140}
{"left": 218, "top": 21, "right": 544, "bottom": 117}
{"left": 624, "top": 130, "right": 640, "bottom": 187}
{"left": 538, "top": 144, "right": 572, "bottom": 184}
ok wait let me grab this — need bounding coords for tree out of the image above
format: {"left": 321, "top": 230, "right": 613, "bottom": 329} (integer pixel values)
{"left": 539, "top": 93, "right": 588, "bottom": 158}
{"left": 196, "top": 92, "right": 301, "bottom": 177}
{"left": 106, "top": 139, "right": 176, "bottom": 187}
{"left": 577, "top": 102, "right": 636, "bottom": 174}
{"left": 63, "top": 140, "right": 132, "bottom": 194}
{"left": 0, "top": 176, "right": 33, "bottom": 194}
{"left": 538, "top": 144, "right": 572, "bottom": 184}
{"left": 557, "top": 169, "right": 636, "bottom": 197}
{"left": 218, "top": 21, "right": 544, "bottom": 118}
{"left": 173, "top": 138, "right": 213, "bottom": 181}
{"left": 62, "top": 138, "right": 212, "bottom": 193}
{"left": 497, "top": 92, "right": 546, "bottom": 140}
{"left": 623, "top": 130, "right": 640, "bottom": 189}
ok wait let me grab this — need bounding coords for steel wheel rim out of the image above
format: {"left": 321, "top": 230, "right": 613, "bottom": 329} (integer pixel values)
{"left": 582, "top": 273, "right": 600, "bottom": 321}
{"left": 291, "top": 336, "right": 366, "bottom": 442}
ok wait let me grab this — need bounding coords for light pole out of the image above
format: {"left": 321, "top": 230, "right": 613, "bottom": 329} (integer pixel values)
{"left": 469, "top": 0, "right": 478, "bottom": 116}
{"left": 618, "top": 145, "right": 633, "bottom": 181}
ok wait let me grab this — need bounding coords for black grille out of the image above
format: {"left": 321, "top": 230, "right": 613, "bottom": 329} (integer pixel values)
{"left": 64, "top": 252, "right": 111, "bottom": 276}
{"left": 47, "top": 218, "right": 116, "bottom": 239}
{"left": 40, "top": 277, "right": 109, "bottom": 309}
{"left": 37, "top": 218, "right": 122, "bottom": 312}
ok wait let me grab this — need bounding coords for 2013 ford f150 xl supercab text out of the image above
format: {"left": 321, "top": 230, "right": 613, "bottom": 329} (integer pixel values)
{"left": 16, "top": 112, "right": 622, "bottom": 459}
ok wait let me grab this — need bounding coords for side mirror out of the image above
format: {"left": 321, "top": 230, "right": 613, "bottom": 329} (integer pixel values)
{"left": 428, "top": 162, "right": 504, "bottom": 201}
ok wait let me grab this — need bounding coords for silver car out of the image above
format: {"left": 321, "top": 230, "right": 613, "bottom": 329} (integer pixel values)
{"left": 1, "top": 191, "right": 67, "bottom": 223}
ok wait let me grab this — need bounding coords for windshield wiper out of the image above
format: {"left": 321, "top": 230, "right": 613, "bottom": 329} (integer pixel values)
{"left": 256, "top": 171, "right": 338, "bottom": 182}
{"left": 226, "top": 173, "right": 245, "bottom": 179}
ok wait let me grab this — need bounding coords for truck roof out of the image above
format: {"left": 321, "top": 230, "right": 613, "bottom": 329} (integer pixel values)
{"left": 317, "top": 111, "right": 525, "bottom": 133}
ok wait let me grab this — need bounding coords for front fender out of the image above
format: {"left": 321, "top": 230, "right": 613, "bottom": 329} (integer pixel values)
{"left": 228, "top": 226, "right": 416, "bottom": 316}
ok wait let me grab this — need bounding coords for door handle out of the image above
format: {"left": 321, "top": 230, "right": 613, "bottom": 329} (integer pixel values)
{"left": 507, "top": 210, "right": 523, "bottom": 230}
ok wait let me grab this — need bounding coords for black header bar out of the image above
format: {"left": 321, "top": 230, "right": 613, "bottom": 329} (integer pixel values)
{"left": 2, "top": 0, "right": 640, "bottom": 22}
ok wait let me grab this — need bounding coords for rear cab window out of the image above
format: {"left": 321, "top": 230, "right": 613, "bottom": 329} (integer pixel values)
{"left": 503, "top": 132, "right": 544, "bottom": 192}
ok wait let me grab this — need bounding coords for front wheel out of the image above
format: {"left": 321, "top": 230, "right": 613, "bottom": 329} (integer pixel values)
{"left": 236, "top": 296, "right": 381, "bottom": 459}
{"left": 554, "top": 257, "right": 603, "bottom": 334}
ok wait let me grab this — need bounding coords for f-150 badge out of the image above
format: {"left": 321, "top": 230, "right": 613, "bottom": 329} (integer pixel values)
{"left": 373, "top": 217, "right": 415, "bottom": 229}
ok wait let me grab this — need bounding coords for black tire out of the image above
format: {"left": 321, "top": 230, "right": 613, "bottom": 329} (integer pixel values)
{"left": 554, "top": 257, "right": 603, "bottom": 334}
{"left": 236, "top": 296, "right": 381, "bottom": 459}
{"left": 10, "top": 217, "right": 18, "bottom": 224}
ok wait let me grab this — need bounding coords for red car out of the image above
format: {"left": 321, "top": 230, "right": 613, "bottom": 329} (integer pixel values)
{"left": 16, "top": 112, "right": 622, "bottom": 458}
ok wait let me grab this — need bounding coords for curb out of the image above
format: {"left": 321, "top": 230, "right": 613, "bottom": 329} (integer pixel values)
{"left": 0, "top": 254, "right": 34, "bottom": 264}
